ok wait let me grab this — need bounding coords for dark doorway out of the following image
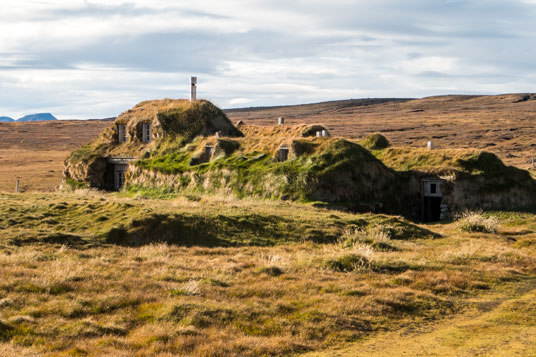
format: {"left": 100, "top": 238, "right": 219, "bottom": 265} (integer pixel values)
{"left": 421, "top": 179, "right": 444, "bottom": 222}
{"left": 103, "top": 163, "right": 115, "bottom": 190}
{"left": 423, "top": 196, "right": 442, "bottom": 222}
{"left": 104, "top": 157, "right": 134, "bottom": 191}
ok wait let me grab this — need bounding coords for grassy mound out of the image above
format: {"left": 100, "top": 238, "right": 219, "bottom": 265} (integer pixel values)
{"left": 157, "top": 101, "right": 243, "bottom": 140}
{"left": 361, "top": 133, "right": 390, "bottom": 150}
{"left": 0, "top": 193, "right": 434, "bottom": 248}
{"left": 375, "top": 147, "right": 536, "bottom": 212}
{"left": 64, "top": 98, "right": 536, "bottom": 217}
{"left": 64, "top": 100, "right": 242, "bottom": 189}
{"left": 132, "top": 135, "right": 536, "bottom": 216}
{"left": 132, "top": 138, "right": 404, "bottom": 212}
{"left": 376, "top": 148, "right": 512, "bottom": 175}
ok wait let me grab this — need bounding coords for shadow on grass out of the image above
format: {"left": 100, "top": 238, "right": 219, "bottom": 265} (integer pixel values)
{"left": 104, "top": 213, "right": 339, "bottom": 247}
{"left": 10, "top": 233, "right": 93, "bottom": 248}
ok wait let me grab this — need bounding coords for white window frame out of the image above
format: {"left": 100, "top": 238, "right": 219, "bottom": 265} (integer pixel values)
{"left": 142, "top": 123, "right": 151, "bottom": 143}
{"left": 118, "top": 124, "right": 127, "bottom": 143}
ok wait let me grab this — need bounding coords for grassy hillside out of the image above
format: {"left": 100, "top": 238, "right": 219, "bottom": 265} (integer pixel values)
{"left": 226, "top": 94, "right": 536, "bottom": 171}
{"left": 4, "top": 93, "right": 536, "bottom": 192}
{"left": 1, "top": 191, "right": 536, "bottom": 356}
{"left": 131, "top": 138, "right": 401, "bottom": 208}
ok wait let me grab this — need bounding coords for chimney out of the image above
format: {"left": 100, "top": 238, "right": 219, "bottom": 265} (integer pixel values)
{"left": 190, "top": 76, "right": 197, "bottom": 101}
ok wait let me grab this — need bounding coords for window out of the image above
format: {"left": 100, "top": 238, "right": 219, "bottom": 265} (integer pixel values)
{"left": 115, "top": 170, "right": 125, "bottom": 190}
{"left": 142, "top": 123, "right": 151, "bottom": 143}
{"left": 117, "top": 124, "right": 127, "bottom": 143}
{"left": 205, "top": 145, "right": 214, "bottom": 159}
{"left": 430, "top": 183, "right": 437, "bottom": 194}
{"left": 279, "top": 148, "right": 289, "bottom": 162}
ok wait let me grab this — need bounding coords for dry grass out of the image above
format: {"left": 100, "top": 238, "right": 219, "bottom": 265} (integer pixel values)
{"left": 115, "top": 98, "right": 193, "bottom": 124}
{"left": 0, "top": 120, "right": 110, "bottom": 192}
{"left": 375, "top": 147, "right": 482, "bottom": 172}
{"left": 456, "top": 211, "right": 500, "bottom": 234}
{"left": 1, "top": 192, "right": 536, "bottom": 355}
{"left": 0, "top": 149, "right": 67, "bottom": 192}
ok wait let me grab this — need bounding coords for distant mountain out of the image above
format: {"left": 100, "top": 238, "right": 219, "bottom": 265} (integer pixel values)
{"left": 0, "top": 116, "right": 14, "bottom": 122}
{"left": 17, "top": 113, "right": 57, "bottom": 122}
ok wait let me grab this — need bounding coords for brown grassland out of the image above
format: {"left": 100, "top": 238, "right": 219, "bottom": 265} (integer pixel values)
{"left": 1, "top": 94, "right": 536, "bottom": 355}
{"left": 0, "top": 120, "right": 111, "bottom": 192}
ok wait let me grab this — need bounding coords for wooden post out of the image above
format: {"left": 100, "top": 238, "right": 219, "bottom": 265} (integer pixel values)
{"left": 532, "top": 157, "right": 534, "bottom": 169}
{"left": 16, "top": 179, "right": 19, "bottom": 193}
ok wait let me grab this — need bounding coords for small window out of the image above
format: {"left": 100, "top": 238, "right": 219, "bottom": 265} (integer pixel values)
{"left": 279, "top": 147, "right": 289, "bottom": 162}
{"left": 205, "top": 145, "right": 214, "bottom": 160}
{"left": 142, "top": 123, "right": 151, "bottom": 143}
{"left": 430, "top": 183, "right": 437, "bottom": 194}
{"left": 117, "top": 124, "right": 127, "bottom": 143}
{"left": 115, "top": 170, "right": 125, "bottom": 190}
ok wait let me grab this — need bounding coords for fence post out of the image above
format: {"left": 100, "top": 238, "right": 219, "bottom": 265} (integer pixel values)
{"left": 16, "top": 179, "right": 20, "bottom": 193}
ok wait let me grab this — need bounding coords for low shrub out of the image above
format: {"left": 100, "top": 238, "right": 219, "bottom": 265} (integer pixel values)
{"left": 325, "top": 254, "right": 370, "bottom": 272}
{"left": 456, "top": 210, "right": 499, "bottom": 233}
{"left": 339, "top": 226, "right": 397, "bottom": 251}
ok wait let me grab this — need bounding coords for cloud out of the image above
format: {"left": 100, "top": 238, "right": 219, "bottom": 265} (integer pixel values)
{"left": 0, "top": 0, "right": 536, "bottom": 118}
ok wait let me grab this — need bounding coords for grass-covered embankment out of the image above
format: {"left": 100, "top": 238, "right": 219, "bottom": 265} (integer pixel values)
{"left": 0, "top": 191, "right": 428, "bottom": 247}
{"left": 131, "top": 138, "right": 407, "bottom": 213}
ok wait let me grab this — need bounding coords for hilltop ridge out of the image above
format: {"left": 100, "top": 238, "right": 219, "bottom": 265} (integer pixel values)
{"left": 0, "top": 113, "right": 58, "bottom": 122}
{"left": 17, "top": 113, "right": 57, "bottom": 122}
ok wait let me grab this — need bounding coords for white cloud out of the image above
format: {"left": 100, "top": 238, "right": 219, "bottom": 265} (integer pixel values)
{"left": 0, "top": 0, "right": 536, "bottom": 118}
{"left": 227, "top": 98, "right": 253, "bottom": 106}
{"left": 399, "top": 56, "right": 459, "bottom": 75}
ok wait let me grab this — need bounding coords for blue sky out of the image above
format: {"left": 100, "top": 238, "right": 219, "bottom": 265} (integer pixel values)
{"left": 1, "top": 0, "right": 535, "bottom": 119}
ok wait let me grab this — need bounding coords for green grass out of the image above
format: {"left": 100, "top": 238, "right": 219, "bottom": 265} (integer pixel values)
{"left": 360, "top": 133, "right": 390, "bottom": 150}
{"left": 0, "top": 192, "right": 433, "bottom": 248}
{"left": 132, "top": 139, "right": 409, "bottom": 213}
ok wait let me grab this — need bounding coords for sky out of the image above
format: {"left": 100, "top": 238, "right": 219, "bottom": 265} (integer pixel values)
{"left": 1, "top": 0, "right": 535, "bottom": 119}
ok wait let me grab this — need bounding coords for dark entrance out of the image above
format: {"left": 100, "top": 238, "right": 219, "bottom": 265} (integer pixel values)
{"left": 421, "top": 179, "right": 443, "bottom": 222}
{"left": 423, "top": 196, "right": 442, "bottom": 222}
{"left": 103, "top": 157, "right": 135, "bottom": 191}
